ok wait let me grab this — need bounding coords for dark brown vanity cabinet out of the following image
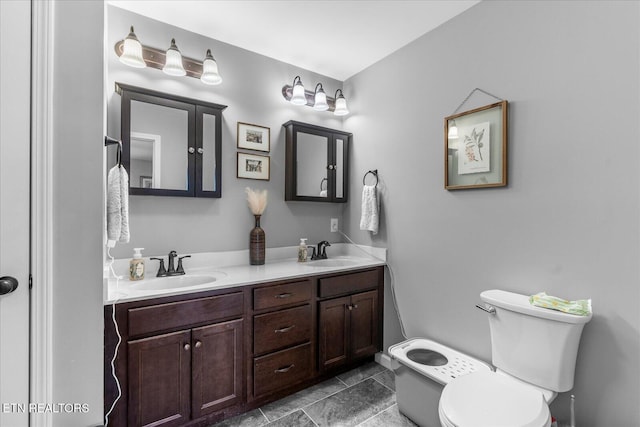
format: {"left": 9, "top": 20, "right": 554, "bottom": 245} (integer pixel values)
{"left": 251, "top": 279, "right": 314, "bottom": 399}
{"left": 105, "top": 267, "right": 384, "bottom": 426}
{"left": 318, "top": 270, "right": 382, "bottom": 372}
{"left": 283, "top": 121, "right": 351, "bottom": 203}
{"left": 107, "top": 291, "right": 245, "bottom": 427}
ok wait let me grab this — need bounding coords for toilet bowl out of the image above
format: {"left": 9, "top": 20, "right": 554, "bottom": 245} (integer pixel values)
{"left": 389, "top": 338, "right": 491, "bottom": 427}
{"left": 438, "top": 370, "right": 553, "bottom": 427}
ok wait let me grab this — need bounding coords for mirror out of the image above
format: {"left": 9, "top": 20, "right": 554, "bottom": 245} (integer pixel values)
{"left": 116, "top": 83, "right": 226, "bottom": 198}
{"left": 130, "top": 100, "right": 189, "bottom": 190}
{"left": 296, "top": 131, "right": 328, "bottom": 197}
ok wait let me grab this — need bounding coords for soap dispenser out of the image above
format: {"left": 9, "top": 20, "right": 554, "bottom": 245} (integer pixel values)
{"left": 129, "top": 248, "right": 145, "bottom": 281}
{"left": 298, "top": 238, "right": 308, "bottom": 262}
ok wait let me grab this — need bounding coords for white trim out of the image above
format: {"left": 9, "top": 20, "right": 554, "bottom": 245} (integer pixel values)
{"left": 30, "top": 1, "right": 54, "bottom": 425}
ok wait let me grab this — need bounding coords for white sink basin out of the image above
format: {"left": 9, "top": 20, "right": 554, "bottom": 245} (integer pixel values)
{"left": 304, "top": 257, "right": 363, "bottom": 268}
{"left": 129, "top": 273, "right": 226, "bottom": 291}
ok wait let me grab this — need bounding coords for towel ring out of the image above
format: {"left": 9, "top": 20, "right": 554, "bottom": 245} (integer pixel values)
{"left": 320, "top": 178, "right": 328, "bottom": 191}
{"left": 363, "top": 169, "right": 378, "bottom": 186}
{"left": 104, "top": 136, "right": 123, "bottom": 167}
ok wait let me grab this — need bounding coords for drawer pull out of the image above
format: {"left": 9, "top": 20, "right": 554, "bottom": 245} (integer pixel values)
{"left": 274, "top": 364, "right": 295, "bottom": 373}
{"left": 274, "top": 325, "right": 295, "bottom": 333}
{"left": 275, "top": 293, "right": 293, "bottom": 299}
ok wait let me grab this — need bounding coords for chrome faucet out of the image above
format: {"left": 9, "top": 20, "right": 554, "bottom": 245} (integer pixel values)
{"left": 150, "top": 250, "right": 190, "bottom": 277}
{"left": 312, "top": 241, "right": 331, "bottom": 260}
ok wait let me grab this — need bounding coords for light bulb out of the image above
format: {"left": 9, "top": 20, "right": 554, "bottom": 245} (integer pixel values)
{"left": 290, "top": 77, "right": 307, "bottom": 105}
{"left": 163, "top": 38, "right": 186, "bottom": 77}
{"left": 313, "top": 84, "right": 329, "bottom": 111}
{"left": 119, "top": 26, "right": 146, "bottom": 68}
{"left": 200, "top": 49, "right": 222, "bottom": 85}
{"left": 333, "top": 90, "right": 349, "bottom": 116}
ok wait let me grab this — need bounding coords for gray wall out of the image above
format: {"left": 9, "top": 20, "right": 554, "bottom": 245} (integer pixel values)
{"left": 107, "top": 5, "right": 348, "bottom": 260}
{"left": 344, "top": 1, "right": 639, "bottom": 425}
{"left": 52, "top": 1, "right": 104, "bottom": 425}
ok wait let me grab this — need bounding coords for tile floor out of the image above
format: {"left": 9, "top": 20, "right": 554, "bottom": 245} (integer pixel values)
{"left": 210, "top": 362, "right": 417, "bottom": 427}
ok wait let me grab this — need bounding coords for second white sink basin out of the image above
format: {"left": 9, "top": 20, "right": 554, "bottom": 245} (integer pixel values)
{"left": 129, "top": 273, "right": 226, "bottom": 291}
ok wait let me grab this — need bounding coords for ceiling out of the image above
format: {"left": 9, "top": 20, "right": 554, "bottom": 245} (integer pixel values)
{"left": 108, "top": 0, "right": 480, "bottom": 81}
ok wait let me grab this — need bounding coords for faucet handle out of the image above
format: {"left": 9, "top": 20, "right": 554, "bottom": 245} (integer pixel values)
{"left": 150, "top": 257, "right": 167, "bottom": 277}
{"left": 309, "top": 247, "right": 317, "bottom": 261}
{"left": 176, "top": 255, "right": 191, "bottom": 275}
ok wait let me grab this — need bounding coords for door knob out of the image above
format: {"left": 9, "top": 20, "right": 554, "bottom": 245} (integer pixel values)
{"left": 0, "top": 276, "right": 18, "bottom": 295}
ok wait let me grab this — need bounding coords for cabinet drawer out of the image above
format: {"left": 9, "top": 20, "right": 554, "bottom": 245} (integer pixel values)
{"left": 319, "top": 269, "right": 379, "bottom": 298}
{"left": 254, "top": 342, "right": 311, "bottom": 397}
{"left": 254, "top": 305, "right": 311, "bottom": 355}
{"left": 128, "top": 292, "right": 244, "bottom": 337}
{"left": 253, "top": 280, "right": 312, "bottom": 311}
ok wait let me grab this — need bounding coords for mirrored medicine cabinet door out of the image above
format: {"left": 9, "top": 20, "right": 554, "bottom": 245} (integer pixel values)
{"left": 284, "top": 121, "right": 350, "bottom": 203}
{"left": 116, "top": 83, "right": 227, "bottom": 198}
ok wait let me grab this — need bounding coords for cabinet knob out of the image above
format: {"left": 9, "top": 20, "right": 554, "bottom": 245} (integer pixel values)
{"left": 327, "top": 164, "right": 334, "bottom": 170}
{"left": 194, "top": 340, "right": 202, "bottom": 348}
{"left": 188, "top": 147, "right": 195, "bottom": 154}
{"left": 197, "top": 148, "right": 204, "bottom": 154}
{"left": 184, "top": 343, "right": 191, "bottom": 351}
{"left": 347, "top": 304, "right": 353, "bottom": 311}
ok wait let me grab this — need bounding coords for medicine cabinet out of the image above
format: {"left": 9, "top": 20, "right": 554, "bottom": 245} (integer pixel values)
{"left": 116, "top": 83, "right": 227, "bottom": 198}
{"left": 283, "top": 121, "right": 351, "bottom": 203}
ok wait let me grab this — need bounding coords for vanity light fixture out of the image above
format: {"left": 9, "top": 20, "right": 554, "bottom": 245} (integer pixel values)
{"left": 163, "top": 38, "right": 186, "bottom": 76}
{"left": 290, "top": 76, "right": 307, "bottom": 105}
{"left": 114, "top": 26, "right": 223, "bottom": 86}
{"left": 119, "top": 26, "right": 146, "bottom": 68}
{"left": 333, "top": 89, "right": 349, "bottom": 116}
{"left": 200, "top": 49, "right": 222, "bottom": 85}
{"left": 282, "top": 78, "right": 350, "bottom": 115}
{"left": 313, "top": 83, "right": 329, "bottom": 111}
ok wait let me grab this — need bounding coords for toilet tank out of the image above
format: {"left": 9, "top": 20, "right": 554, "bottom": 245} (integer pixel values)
{"left": 480, "top": 289, "right": 592, "bottom": 392}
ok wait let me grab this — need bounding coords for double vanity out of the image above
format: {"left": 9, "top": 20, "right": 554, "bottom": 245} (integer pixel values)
{"left": 104, "top": 246, "right": 386, "bottom": 427}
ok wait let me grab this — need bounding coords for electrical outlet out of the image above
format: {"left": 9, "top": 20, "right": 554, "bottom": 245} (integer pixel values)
{"left": 330, "top": 218, "right": 339, "bottom": 232}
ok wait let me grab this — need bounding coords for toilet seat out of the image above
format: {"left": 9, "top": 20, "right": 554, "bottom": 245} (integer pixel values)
{"left": 439, "top": 371, "right": 551, "bottom": 427}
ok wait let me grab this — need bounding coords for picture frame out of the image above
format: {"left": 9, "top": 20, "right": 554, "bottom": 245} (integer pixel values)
{"left": 237, "top": 152, "right": 270, "bottom": 181}
{"left": 140, "top": 176, "right": 153, "bottom": 188}
{"left": 237, "top": 122, "right": 270, "bottom": 152}
{"left": 444, "top": 101, "right": 508, "bottom": 190}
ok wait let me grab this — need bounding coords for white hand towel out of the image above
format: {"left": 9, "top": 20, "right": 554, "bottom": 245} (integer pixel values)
{"left": 106, "top": 165, "right": 130, "bottom": 243}
{"left": 359, "top": 185, "right": 379, "bottom": 235}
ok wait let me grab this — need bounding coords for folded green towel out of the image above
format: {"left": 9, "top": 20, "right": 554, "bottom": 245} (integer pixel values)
{"left": 529, "top": 292, "right": 592, "bottom": 316}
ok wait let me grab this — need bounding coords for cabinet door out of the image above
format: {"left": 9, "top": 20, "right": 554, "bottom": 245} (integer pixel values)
{"left": 318, "top": 296, "right": 350, "bottom": 372}
{"left": 128, "top": 330, "right": 191, "bottom": 427}
{"left": 195, "top": 105, "right": 222, "bottom": 198}
{"left": 349, "top": 290, "right": 379, "bottom": 360}
{"left": 191, "top": 319, "right": 244, "bottom": 418}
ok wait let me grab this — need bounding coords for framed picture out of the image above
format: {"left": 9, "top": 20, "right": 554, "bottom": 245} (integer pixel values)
{"left": 140, "top": 176, "right": 153, "bottom": 188}
{"left": 444, "top": 101, "right": 508, "bottom": 190}
{"left": 237, "top": 122, "right": 270, "bottom": 152}
{"left": 237, "top": 152, "right": 270, "bottom": 181}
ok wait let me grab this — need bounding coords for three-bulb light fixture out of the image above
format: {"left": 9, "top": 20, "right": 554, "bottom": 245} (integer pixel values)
{"left": 115, "top": 26, "right": 222, "bottom": 85}
{"left": 283, "top": 76, "right": 349, "bottom": 116}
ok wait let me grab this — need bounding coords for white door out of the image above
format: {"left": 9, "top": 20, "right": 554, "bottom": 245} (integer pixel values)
{"left": 0, "top": 1, "right": 32, "bottom": 425}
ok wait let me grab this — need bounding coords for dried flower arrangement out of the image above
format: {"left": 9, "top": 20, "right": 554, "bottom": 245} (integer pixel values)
{"left": 245, "top": 187, "right": 268, "bottom": 215}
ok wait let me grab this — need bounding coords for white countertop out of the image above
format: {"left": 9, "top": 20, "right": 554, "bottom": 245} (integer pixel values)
{"left": 104, "top": 243, "right": 386, "bottom": 305}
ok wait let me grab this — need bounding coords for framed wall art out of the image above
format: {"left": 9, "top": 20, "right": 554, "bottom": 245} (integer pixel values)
{"left": 237, "top": 152, "right": 270, "bottom": 181}
{"left": 237, "top": 122, "right": 270, "bottom": 152}
{"left": 444, "top": 100, "right": 508, "bottom": 190}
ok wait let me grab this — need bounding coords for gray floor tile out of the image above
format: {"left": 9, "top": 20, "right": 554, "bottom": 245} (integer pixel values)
{"left": 336, "top": 362, "right": 387, "bottom": 387}
{"left": 372, "top": 369, "right": 395, "bottom": 391}
{"left": 266, "top": 410, "right": 316, "bottom": 427}
{"left": 304, "top": 378, "right": 395, "bottom": 427}
{"left": 209, "top": 408, "right": 268, "bottom": 427}
{"left": 359, "top": 403, "right": 417, "bottom": 427}
{"left": 262, "top": 378, "right": 346, "bottom": 421}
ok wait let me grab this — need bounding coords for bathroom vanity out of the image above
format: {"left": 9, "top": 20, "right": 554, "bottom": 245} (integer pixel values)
{"left": 104, "top": 252, "right": 384, "bottom": 427}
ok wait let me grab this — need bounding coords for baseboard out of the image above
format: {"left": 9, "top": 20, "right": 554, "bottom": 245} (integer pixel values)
{"left": 375, "top": 352, "right": 392, "bottom": 370}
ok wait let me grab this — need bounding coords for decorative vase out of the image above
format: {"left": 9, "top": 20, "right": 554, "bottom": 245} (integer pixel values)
{"left": 249, "top": 214, "right": 265, "bottom": 265}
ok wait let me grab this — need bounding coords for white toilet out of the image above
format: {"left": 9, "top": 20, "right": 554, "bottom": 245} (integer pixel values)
{"left": 438, "top": 289, "right": 592, "bottom": 427}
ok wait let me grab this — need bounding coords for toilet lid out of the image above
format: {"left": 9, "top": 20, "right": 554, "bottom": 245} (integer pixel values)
{"left": 440, "top": 371, "right": 550, "bottom": 427}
